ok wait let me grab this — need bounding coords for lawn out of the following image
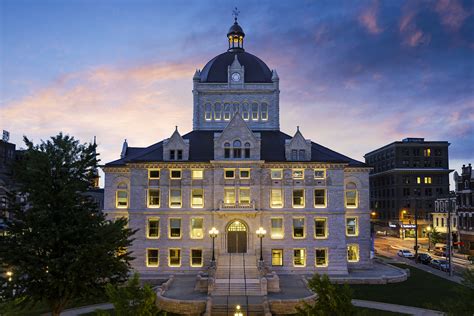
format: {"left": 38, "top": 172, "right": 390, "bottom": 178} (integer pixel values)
{"left": 351, "top": 263, "right": 469, "bottom": 312}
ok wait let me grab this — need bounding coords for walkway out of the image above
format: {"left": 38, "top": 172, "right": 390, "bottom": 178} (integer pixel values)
{"left": 353, "top": 299, "right": 444, "bottom": 316}
{"left": 52, "top": 303, "right": 113, "bottom": 316}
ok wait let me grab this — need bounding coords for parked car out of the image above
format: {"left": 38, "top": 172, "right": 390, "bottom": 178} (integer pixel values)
{"left": 430, "top": 259, "right": 450, "bottom": 271}
{"left": 397, "top": 249, "right": 414, "bottom": 258}
{"left": 417, "top": 253, "right": 432, "bottom": 264}
{"left": 434, "top": 243, "right": 448, "bottom": 257}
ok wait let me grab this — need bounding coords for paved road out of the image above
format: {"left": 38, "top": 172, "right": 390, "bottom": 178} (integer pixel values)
{"left": 352, "top": 299, "right": 444, "bottom": 316}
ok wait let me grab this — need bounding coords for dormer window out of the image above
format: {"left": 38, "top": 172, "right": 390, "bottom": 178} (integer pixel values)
{"left": 177, "top": 150, "right": 183, "bottom": 160}
{"left": 170, "top": 150, "right": 175, "bottom": 160}
{"left": 224, "top": 142, "right": 231, "bottom": 158}
{"left": 291, "top": 150, "right": 297, "bottom": 160}
{"left": 299, "top": 150, "right": 305, "bottom": 160}
{"left": 233, "top": 140, "right": 242, "bottom": 158}
{"left": 244, "top": 142, "right": 251, "bottom": 158}
{"left": 169, "top": 149, "right": 182, "bottom": 160}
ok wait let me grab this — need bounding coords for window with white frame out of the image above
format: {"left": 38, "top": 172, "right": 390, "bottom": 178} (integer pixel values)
{"left": 239, "top": 187, "right": 250, "bottom": 204}
{"left": 314, "top": 169, "right": 326, "bottom": 179}
{"left": 292, "top": 169, "right": 304, "bottom": 179}
{"left": 116, "top": 182, "right": 128, "bottom": 208}
{"left": 315, "top": 248, "right": 328, "bottom": 267}
{"left": 345, "top": 182, "right": 358, "bottom": 208}
{"left": 146, "top": 249, "right": 159, "bottom": 267}
{"left": 214, "top": 102, "right": 222, "bottom": 120}
{"left": 223, "top": 103, "right": 231, "bottom": 121}
{"left": 224, "top": 187, "right": 236, "bottom": 204}
{"left": 347, "top": 244, "right": 359, "bottom": 262}
{"left": 242, "top": 103, "right": 250, "bottom": 120}
{"left": 148, "top": 169, "right": 160, "bottom": 179}
{"left": 192, "top": 169, "right": 204, "bottom": 179}
{"left": 190, "top": 249, "right": 203, "bottom": 267}
{"left": 261, "top": 103, "right": 268, "bottom": 120}
{"left": 292, "top": 189, "right": 305, "bottom": 208}
{"left": 271, "top": 188, "right": 283, "bottom": 208}
{"left": 191, "top": 188, "right": 204, "bottom": 208}
{"left": 224, "top": 169, "right": 235, "bottom": 179}
{"left": 272, "top": 249, "right": 283, "bottom": 266}
{"left": 169, "top": 248, "right": 181, "bottom": 267}
{"left": 271, "top": 169, "right": 283, "bottom": 179}
{"left": 314, "top": 218, "right": 327, "bottom": 238}
{"left": 169, "top": 218, "right": 182, "bottom": 238}
{"left": 170, "top": 169, "right": 182, "bottom": 179}
{"left": 169, "top": 189, "right": 182, "bottom": 208}
{"left": 239, "top": 168, "right": 250, "bottom": 179}
{"left": 270, "top": 218, "right": 284, "bottom": 239}
{"left": 293, "top": 218, "right": 305, "bottom": 238}
{"left": 147, "top": 218, "right": 160, "bottom": 238}
{"left": 251, "top": 102, "right": 259, "bottom": 120}
{"left": 147, "top": 189, "right": 160, "bottom": 208}
{"left": 190, "top": 218, "right": 204, "bottom": 239}
{"left": 346, "top": 217, "right": 358, "bottom": 236}
{"left": 204, "top": 103, "right": 212, "bottom": 121}
{"left": 314, "top": 189, "right": 326, "bottom": 207}
{"left": 293, "top": 248, "right": 306, "bottom": 266}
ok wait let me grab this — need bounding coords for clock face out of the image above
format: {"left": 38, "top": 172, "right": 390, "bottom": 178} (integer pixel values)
{"left": 231, "top": 72, "right": 241, "bottom": 82}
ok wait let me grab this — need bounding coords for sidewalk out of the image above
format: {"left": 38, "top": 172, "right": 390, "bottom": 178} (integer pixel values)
{"left": 353, "top": 299, "right": 444, "bottom": 316}
{"left": 50, "top": 303, "right": 113, "bottom": 316}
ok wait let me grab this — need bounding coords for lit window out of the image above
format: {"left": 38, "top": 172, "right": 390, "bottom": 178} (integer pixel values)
{"left": 147, "top": 189, "right": 160, "bottom": 208}
{"left": 314, "top": 218, "right": 327, "bottom": 238}
{"left": 239, "top": 188, "right": 250, "bottom": 204}
{"left": 314, "top": 169, "right": 325, "bottom": 179}
{"left": 224, "top": 169, "right": 235, "bottom": 179}
{"left": 417, "top": 177, "right": 421, "bottom": 184}
{"left": 223, "top": 103, "right": 231, "bottom": 121}
{"left": 169, "top": 189, "right": 182, "bottom": 208}
{"left": 315, "top": 248, "right": 328, "bottom": 267}
{"left": 169, "top": 248, "right": 181, "bottom": 267}
{"left": 205, "top": 103, "right": 212, "bottom": 121}
{"left": 224, "top": 187, "right": 236, "bottom": 204}
{"left": 292, "top": 189, "right": 305, "bottom": 208}
{"left": 240, "top": 169, "right": 250, "bottom": 179}
{"left": 224, "top": 142, "right": 231, "bottom": 158}
{"left": 293, "top": 248, "right": 306, "bottom": 267}
{"left": 345, "top": 182, "right": 358, "bottom": 208}
{"left": 116, "top": 183, "right": 128, "bottom": 208}
{"left": 233, "top": 140, "right": 241, "bottom": 158}
{"left": 271, "top": 169, "right": 283, "bottom": 179}
{"left": 170, "top": 169, "right": 182, "bottom": 179}
{"left": 169, "top": 218, "right": 181, "bottom": 238}
{"left": 242, "top": 103, "right": 249, "bottom": 120}
{"left": 251, "top": 102, "right": 259, "bottom": 120}
{"left": 147, "top": 218, "right": 160, "bottom": 238}
{"left": 292, "top": 169, "right": 304, "bottom": 179}
{"left": 148, "top": 169, "right": 160, "bottom": 179}
{"left": 346, "top": 217, "right": 358, "bottom": 236}
{"left": 146, "top": 249, "right": 159, "bottom": 267}
{"left": 424, "top": 177, "right": 432, "bottom": 184}
{"left": 214, "top": 102, "right": 222, "bottom": 120}
{"left": 191, "top": 188, "right": 204, "bottom": 208}
{"left": 424, "top": 148, "right": 431, "bottom": 157}
{"left": 270, "top": 218, "right": 284, "bottom": 239}
{"left": 272, "top": 249, "right": 283, "bottom": 266}
{"left": 347, "top": 244, "right": 359, "bottom": 262}
{"left": 293, "top": 218, "right": 305, "bottom": 238}
{"left": 190, "top": 249, "right": 203, "bottom": 267}
{"left": 190, "top": 218, "right": 204, "bottom": 239}
{"left": 192, "top": 169, "right": 204, "bottom": 179}
{"left": 261, "top": 103, "right": 268, "bottom": 120}
{"left": 314, "top": 189, "right": 326, "bottom": 208}
{"left": 270, "top": 189, "right": 283, "bottom": 208}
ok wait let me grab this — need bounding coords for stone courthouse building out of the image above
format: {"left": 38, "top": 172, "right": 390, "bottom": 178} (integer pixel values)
{"left": 103, "top": 17, "right": 372, "bottom": 278}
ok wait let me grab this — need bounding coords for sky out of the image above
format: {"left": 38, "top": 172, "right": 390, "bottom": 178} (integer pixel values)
{"left": 1, "top": 0, "right": 473, "bottom": 188}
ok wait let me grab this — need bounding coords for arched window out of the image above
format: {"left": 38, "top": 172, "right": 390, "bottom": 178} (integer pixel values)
{"left": 345, "top": 182, "right": 358, "bottom": 208}
{"left": 244, "top": 142, "right": 251, "bottom": 158}
{"left": 261, "top": 103, "right": 268, "bottom": 121}
{"left": 223, "top": 103, "right": 231, "bottom": 121}
{"left": 224, "top": 142, "right": 231, "bottom": 158}
{"left": 214, "top": 102, "right": 222, "bottom": 121}
{"left": 233, "top": 140, "right": 242, "bottom": 158}
{"left": 204, "top": 103, "right": 212, "bottom": 121}
{"left": 116, "top": 182, "right": 129, "bottom": 208}
{"left": 242, "top": 103, "right": 249, "bottom": 120}
{"left": 251, "top": 102, "right": 259, "bottom": 120}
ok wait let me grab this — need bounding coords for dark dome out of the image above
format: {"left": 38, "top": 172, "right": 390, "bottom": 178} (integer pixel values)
{"left": 227, "top": 22, "right": 245, "bottom": 37}
{"left": 200, "top": 51, "right": 272, "bottom": 83}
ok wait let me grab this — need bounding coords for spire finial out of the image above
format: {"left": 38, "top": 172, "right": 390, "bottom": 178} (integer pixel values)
{"left": 93, "top": 136, "right": 96, "bottom": 145}
{"left": 175, "top": 125, "right": 178, "bottom": 132}
{"left": 232, "top": 7, "right": 240, "bottom": 22}
{"left": 297, "top": 126, "right": 300, "bottom": 132}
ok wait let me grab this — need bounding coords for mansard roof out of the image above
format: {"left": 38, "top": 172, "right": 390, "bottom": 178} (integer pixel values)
{"left": 105, "top": 131, "right": 366, "bottom": 167}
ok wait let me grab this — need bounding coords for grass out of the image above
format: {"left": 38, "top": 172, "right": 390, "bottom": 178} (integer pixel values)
{"left": 350, "top": 263, "right": 469, "bottom": 312}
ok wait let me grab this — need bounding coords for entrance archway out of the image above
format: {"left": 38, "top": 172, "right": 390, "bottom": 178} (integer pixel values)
{"left": 227, "top": 220, "right": 247, "bottom": 253}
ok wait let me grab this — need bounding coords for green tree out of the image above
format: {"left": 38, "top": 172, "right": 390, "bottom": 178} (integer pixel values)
{"left": 444, "top": 269, "right": 474, "bottom": 316}
{"left": 99, "top": 273, "right": 162, "bottom": 316}
{"left": 297, "top": 273, "right": 356, "bottom": 316}
{"left": 429, "top": 227, "right": 444, "bottom": 245}
{"left": 0, "top": 133, "right": 135, "bottom": 316}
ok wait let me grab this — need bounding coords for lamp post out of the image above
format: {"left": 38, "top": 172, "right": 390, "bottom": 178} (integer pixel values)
{"left": 209, "top": 227, "right": 219, "bottom": 264}
{"left": 256, "top": 227, "right": 266, "bottom": 262}
{"left": 234, "top": 305, "right": 243, "bottom": 316}
{"left": 401, "top": 210, "right": 407, "bottom": 239}
{"left": 6, "top": 271, "right": 12, "bottom": 282}
{"left": 426, "top": 226, "right": 432, "bottom": 252}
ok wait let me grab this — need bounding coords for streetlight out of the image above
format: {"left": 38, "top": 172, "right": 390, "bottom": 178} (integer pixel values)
{"left": 6, "top": 271, "right": 12, "bottom": 282}
{"left": 234, "top": 305, "right": 243, "bottom": 316}
{"left": 401, "top": 210, "right": 407, "bottom": 239}
{"left": 256, "top": 227, "right": 266, "bottom": 262}
{"left": 209, "top": 227, "right": 219, "bottom": 263}
{"left": 426, "top": 226, "right": 432, "bottom": 252}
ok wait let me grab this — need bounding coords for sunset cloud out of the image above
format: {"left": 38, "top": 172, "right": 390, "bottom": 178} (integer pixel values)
{"left": 358, "top": 2, "right": 383, "bottom": 35}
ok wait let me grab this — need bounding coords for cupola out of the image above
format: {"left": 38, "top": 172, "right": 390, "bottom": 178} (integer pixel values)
{"left": 227, "top": 8, "right": 245, "bottom": 52}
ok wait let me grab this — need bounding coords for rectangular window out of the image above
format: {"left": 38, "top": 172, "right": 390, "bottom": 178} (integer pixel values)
{"left": 147, "top": 218, "right": 160, "bottom": 238}
{"left": 261, "top": 103, "right": 268, "bottom": 121}
{"left": 239, "top": 169, "right": 250, "bottom": 179}
{"left": 214, "top": 103, "right": 222, "bottom": 120}
{"left": 242, "top": 103, "right": 249, "bottom": 120}
{"left": 345, "top": 190, "right": 358, "bottom": 208}
{"left": 239, "top": 188, "right": 250, "bottom": 204}
{"left": 424, "top": 177, "right": 432, "bottom": 184}
{"left": 170, "top": 150, "right": 175, "bottom": 160}
{"left": 224, "top": 148, "right": 231, "bottom": 158}
{"left": 292, "top": 169, "right": 304, "bottom": 179}
{"left": 223, "top": 103, "right": 231, "bottom": 121}
{"left": 346, "top": 217, "right": 358, "bottom": 236}
{"left": 192, "top": 169, "right": 203, "bottom": 179}
{"left": 147, "top": 189, "right": 160, "bottom": 208}
{"left": 224, "top": 187, "right": 236, "bottom": 204}
{"left": 424, "top": 148, "right": 431, "bottom": 157}
{"left": 191, "top": 188, "right": 204, "bottom": 208}
{"left": 169, "top": 218, "right": 182, "bottom": 238}
{"left": 314, "top": 218, "right": 327, "bottom": 238}
{"left": 272, "top": 249, "right": 283, "bottom": 266}
{"left": 314, "top": 189, "right": 327, "bottom": 208}
{"left": 270, "top": 218, "right": 284, "bottom": 239}
{"left": 233, "top": 148, "right": 242, "bottom": 158}
{"left": 293, "top": 218, "right": 305, "bottom": 238}
{"left": 251, "top": 103, "right": 259, "bottom": 120}
{"left": 292, "top": 189, "right": 305, "bottom": 208}
{"left": 293, "top": 248, "right": 306, "bottom": 267}
{"left": 169, "top": 189, "right": 182, "bottom": 208}
{"left": 315, "top": 248, "right": 328, "bottom": 267}
{"left": 271, "top": 169, "right": 283, "bottom": 179}
{"left": 190, "top": 218, "right": 204, "bottom": 239}
{"left": 298, "top": 149, "right": 305, "bottom": 160}
{"left": 146, "top": 249, "right": 159, "bottom": 267}
{"left": 169, "top": 248, "right": 181, "bottom": 267}
{"left": 244, "top": 148, "right": 250, "bottom": 158}
{"left": 291, "top": 150, "right": 298, "bottom": 160}
{"left": 177, "top": 150, "right": 183, "bottom": 160}
{"left": 190, "top": 249, "right": 203, "bottom": 267}
{"left": 347, "top": 244, "right": 359, "bottom": 262}
{"left": 270, "top": 189, "right": 283, "bottom": 208}
{"left": 116, "top": 190, "right": 128, "bottom": 208}
{"left": 224, "top": 169, "right": 235, "bottom": 179}
{"left": 148, "top": 169, "right": 160, "bottom": 179}
{"left": 314, "top": 169, "right": 326, "bottom": 179}
{"left": 417, "top": 177, "right": 421, "bottom": 184}
{"left": 170, "top": 169, "right": 181, "bottom": 179}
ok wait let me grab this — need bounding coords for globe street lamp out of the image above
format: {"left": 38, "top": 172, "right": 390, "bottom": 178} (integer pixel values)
{"left": 234, "top": 305, "right": 243, "bottom": 316}
{"left": 256, "top": 227, "right": 267, "bottom": 262}
{"left": 6, "top": 271, "right": 12, "bottom": 282}
{"left": 209, "top": 227, "right": 219, "bottom": 263}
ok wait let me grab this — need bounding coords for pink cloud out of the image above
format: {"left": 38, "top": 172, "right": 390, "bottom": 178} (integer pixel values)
{"left": 358, "top": 2, "right": 383, "bottom": 35}
{"left": 435, "top": 0, "right": 471, "bottom": 31}
{"left": 399, "top": 7, "right": 431, "bottom": 47}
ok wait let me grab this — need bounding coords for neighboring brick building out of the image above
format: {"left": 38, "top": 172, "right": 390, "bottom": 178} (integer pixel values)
{"left": 364, "top": 138, "right": 450, "bottom": 238}
{"left": 0, "top": 137, "right": 19, "bottom": 235}
{"left": 103, "top": 18, "right": 372, "bottom": 278}
{"left": 455, "top": 164, "right": 474, "bottom": 255}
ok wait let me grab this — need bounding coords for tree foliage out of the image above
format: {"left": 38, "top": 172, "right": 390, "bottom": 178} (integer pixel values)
{"left": 443, "top": 269, "right": 474, "bottom": 316}
{"left": 97, "top": 273, "right": 162, "bottom": 316}
{"left": 0, "top": 133, "right": 135, "bottom": 316}
{"left": 297, "top": 273, "right": 356, "bottom": 316}
{"left": 429, "top": 227, "right": 444, "bottom": 245}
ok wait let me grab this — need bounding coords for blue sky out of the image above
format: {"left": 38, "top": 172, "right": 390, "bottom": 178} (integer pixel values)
{"left": 1, "top": 0, "right": 473, "bottom": 187}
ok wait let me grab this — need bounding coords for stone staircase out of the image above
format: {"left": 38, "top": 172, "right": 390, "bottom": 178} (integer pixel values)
{"left": 211, "top": 295, "right": 265, "bottom": 316}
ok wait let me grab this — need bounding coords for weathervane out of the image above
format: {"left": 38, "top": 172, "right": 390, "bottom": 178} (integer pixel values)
{"left": 232, "top": 7, "right": 240, "bottom": 22}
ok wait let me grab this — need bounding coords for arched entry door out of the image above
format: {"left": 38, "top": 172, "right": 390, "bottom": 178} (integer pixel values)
{"left": 227, "top": 220, "right": 247, "bottom": 253}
